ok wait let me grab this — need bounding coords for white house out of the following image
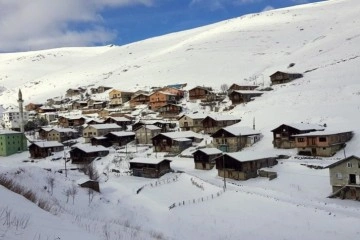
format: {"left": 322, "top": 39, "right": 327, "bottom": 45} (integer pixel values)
{"left": 2, "top": 108, "right": 29, "bottom": 131}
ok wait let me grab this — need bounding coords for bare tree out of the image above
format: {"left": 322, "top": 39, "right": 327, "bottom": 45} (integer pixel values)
{"left": 46, "top": 176, "right": 55, "bottom": 195}
{"left": 220, "top": 84, "right": 229, "bottom": 94}
{"left": 63, "top": 188, "right": 71, "bottom": 203}
{"left": 86, "top": 163, "right": 99, "bottom": 181}
{"left": 88, "top": 188, "right": 95, "bottom": 205}
{"left": 69, "top": 184, "right": 78, "bottom": 204}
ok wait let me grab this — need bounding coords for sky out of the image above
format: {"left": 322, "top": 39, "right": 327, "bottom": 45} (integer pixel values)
{"left": 0, "top": 0, "right": 325, "bottom": 53}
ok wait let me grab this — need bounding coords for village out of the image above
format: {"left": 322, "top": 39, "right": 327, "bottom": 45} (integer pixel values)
{"left": 0, "top": 70, "right": 358, "bottom": 202}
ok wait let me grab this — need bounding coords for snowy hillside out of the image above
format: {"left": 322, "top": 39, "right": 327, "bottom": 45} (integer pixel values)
{"left": 1, "top": 0, "right": 360, "bottom": 239}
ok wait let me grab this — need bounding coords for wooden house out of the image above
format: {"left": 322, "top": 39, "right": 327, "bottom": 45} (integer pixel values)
{"left": 47, "top": 128, "right": 79, "bottom": 143}
{"left": 228, "top": 90, "right": 263, "bottom": 105}
{"left": 83, "top": 124, "right": 122, "bottom": 143}
{"left": 135, "top": 125, "right": 161, "bottom": 144}
{"left": 228, "top": 84, "right": 258, "bottom": 92}
{"left": 152, "top": 131, "right": 203, "bottom": 153}
{"left": 38, "top": 106, "right": 57, "bottom": 113}
{"left": 70, "top": 101, "right": 88, "bottom": 110}
{"left": 104, "top": 116, "right": 133, "bottom": 130}
{"left": 157, "top": 104, "right": 182, "bottom": 117}
{"left": 188, "top": 86, "right": 214, "bottom": 101}
{"left": 211, "top": 126, "right": 261, "bottom": 152}
{"left": 178, "top": 113, "right": 207, "bottom": 132}
{"left": 70, "top": 145, "right": 109, "bottom": 164}
{"left": 270, "top": 71, "right": 303, "bottom": 85}
{"left": 193, "top": 148, "right": 223, "bottom": 170}
{"left": 132, "top": 120, "right": 177, "bottom": 133}
{"left": 29, "top": 141, "right": 64, "bottom": 159}
{"left": 215, "top": 152, "right": 277, "bottom": 181}
{"left": 129, "top": 157, "right": 172, "bottom": 178}
{"left": 90, "top": 136, "right": 111, "bottom": 147}
{"left": 38, "top": 127, "right": 54, "bottom": 140}
{"left": 129, "top": 93, "right": 150, "bottom": 108}
{"left": 159, "top": 87, "right": 185, "bottom": 98}
{"left": 108, "top": 89, "right": 134, "bottom": 108}
{"left": 90, "top": 86, "right": 112, "bottom": 94}
{"left": 88, "top": 100, "right": 108, "bottom": 110}
{"left": 25, "top": 103, "right": 43, "bottom": 112}
{"left": 58, "top": 116, "right": 86, "bottom": 128}
{"left": 328, "top": 155, "right": 360, "bottom": 200}
{"left": 149, "top": 91, "right": 177, "bottom": 110}
{"left": 103, "top": 131, "right": 135, "bottom": 146}
{"left": 293, "top": 130, "right": 353, "bottom": 157}
{"left": 202, "top": 114, "right": 241, "bottom": 134}
{"left": 271, "top": 123, "right": 325, "bottom": 149}
{"left": 65, "top": 87, "right": 86, "bottom": 97}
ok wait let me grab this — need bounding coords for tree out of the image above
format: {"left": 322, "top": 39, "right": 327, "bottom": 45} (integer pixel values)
{"left": 24, "top": 121, "right": 37, "bottom": 131}
{"left": 69, "top": 184, "right": 78, "bottom": 204}
{"left": 220, "top": 84, "right": 229, "bottom": 94}
{"left": 46, "top": 176, "right": 55, "bottom": 195}
{"left": 85, "top": 163, "right": 99, "bottom": 181}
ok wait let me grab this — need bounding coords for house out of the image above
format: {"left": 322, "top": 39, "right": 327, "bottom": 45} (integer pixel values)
{"left": 193, "top": 148, "right": 223, "bottom": 170}
{"left": 178, "top": 113, "right": 207, "bottom": 132}
{"left": 70, "top": 100, "right": 89, "bottom": 110}
{"left": 132, "top": 120, "right": 177, "bottom": 133}
{"left": 328, "top": 155, "right": 360, "bottom": 200}
{"left": 152, "top": 131, "right": 203, "bottom": 153}
{"left": 129, "top": 93, "right": 150, "bottom": 108}
{"left": 38, "top": 127, "right": 53, "bottom": 140}
{"left": 103, "top": 131, "right": 135, "bottom": 146}
{"left": 129, "top": 157, "right": 172, "bottom": 178}
{"left": 135, "top": 125, "right": 161, "bottom": 144}
{"left": 157, "top": 103, "right": 183, "bottom": 117}
{"left": 149, "top": 91, "right": 177, "bottom": 110}
{"left": 215, "top": 152, "right": 277, "bottom": 180}
{"left": 188, "top": 86, "right": 214, "bottom": 101}
{"left": 87, "top": 100, "right": 108, "bottom": 110}
{"left": 108, "top": 89, "right": 134, "bottom": 108}
{"left": 65, "top": 87, "right": 86, "bottom": 97}
{"left": 202, "top": 114, "right": 241, "bottom": 134}
{"left": 38, "top": 106, "right": 57, "bottom": 113}
{"left": 83, "top": 124, "right": 122, "bottom": 143}
{"left": 211, "top": 125, "right": 261, "bottom": 152}
{"left": 25, "top": 103, "right": 43, "bottom": 112}
{"left": 47, "top": 128, "right": 79, "bottom": 143}
{"left": 270, "top": 71, "right": 303, "bottom": 85}
{"left": 86, "top": 119, "right": 104, "bottom": 125}
{"left": 293, "top": 130, "right": 353, "bottom": 157}
{"left": 2, "top": 108, "right": 29, "bottom": 131}
{"left": 158, "top": 86, "right": 185, "bottom": 98}
{"left": 41, "top": 112, "right": 59, "bottom": 124}
{"left": 70, "top": 145, "right": 109, "bottom": 164}
{"left": 104, "top": 116, "right": 133, "bottom": 130}
{"left": 271, "top": 123, "right": 325, "bottom": 149}
{"left": 90, "top": 136, "right": 111, "bottom": 148}
{"left": 228, "top": 84, "right": 258, "bottom": 92}
{"left": 28, "top": 141, "right": 64, "bottom": 159}
{"left": 0, "top": 130, "right": 27, "bottom": 156}
{"left": 58, "top": 116, "right": 86, "bottom": 128}
{"left": 90, "top": 86, "right": 112, "bottom": 94}
{"left": 228, "top": 90, "right": 263, "bottom": 105}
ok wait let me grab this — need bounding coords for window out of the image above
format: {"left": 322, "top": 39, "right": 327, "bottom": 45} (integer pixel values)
{"left": 297, "top": 138, "right": 304, "bottom": 142}
{"left": 347, "top": 162, "right": 352, "bottom": 168}
{"left": 319, "top": 137, "right": 327, "bottom": 142}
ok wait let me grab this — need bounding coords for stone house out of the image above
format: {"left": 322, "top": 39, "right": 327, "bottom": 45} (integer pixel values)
{"left": 193, "top": 148, "right": 223, "bottom": 170}
{"left": 202, "top": 114, "right": 241, "bottom": 134}
{"left": 211, "top": 125, "right": 261, "bottom": 152}
{"left": 328, "top": 155, "right": 360, "bottom": 200}
{"left": 83, "top": 123, "right": 122, "bottom": 143}
{"left": 215, "top": 152, "right": 277, "bottom": 181}
{"left": 271, "top": 123, "right": 325, "bottom": 149}
{"left": 28, "top": 141, "right": 64, "bottom": 159}
{"left": 135, "top": 125, "right": 161, "bottom": 144}
{"left": 270, "top": 71, "right": 303, "bottom": 85}
{"left": 178, "top": 113, "right": 207, "bottom": 132}
{"left": 294, "top": 130, "right": 353, "bottom": 157}
{"left": 129, "top": 157, "right": 172, "bottom": 178}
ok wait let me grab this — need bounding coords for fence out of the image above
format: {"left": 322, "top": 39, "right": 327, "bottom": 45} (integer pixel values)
{"left": 136, "top": 174, "right": 180, "bottom": 194}
{"left": 168, "top": 189, "right": 224, "bottom": 210}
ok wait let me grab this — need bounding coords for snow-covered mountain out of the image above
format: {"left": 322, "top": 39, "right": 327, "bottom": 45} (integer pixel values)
{"left": 1, "top": 0, "right": 360, "bottom": 239}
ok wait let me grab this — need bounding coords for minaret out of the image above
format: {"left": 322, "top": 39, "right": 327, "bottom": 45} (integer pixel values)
{"left": 18, "top": 89, "right": 24, "bottom": 133}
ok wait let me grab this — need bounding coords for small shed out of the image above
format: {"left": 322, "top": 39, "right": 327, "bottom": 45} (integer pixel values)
{"left": 193, "top": 148, "right": 223, "bottom": 170}
{"left": 270, "top": 71, "right": 303, "bottom": 85}
{"left": 130, "top": 157, "right": 172, "bottom": 178}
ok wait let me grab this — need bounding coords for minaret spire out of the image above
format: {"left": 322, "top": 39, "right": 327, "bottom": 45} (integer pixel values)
{"left": 18, "top": 89, "right": 24, "bottom": 133}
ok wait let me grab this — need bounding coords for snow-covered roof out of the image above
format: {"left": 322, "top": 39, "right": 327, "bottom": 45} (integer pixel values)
{"left": 109, "top": 117, "right": 131, "bottom": 122}
{"left": 88, "top": 123, "right": 122, "bottom": 130}
{"left": 0, "top": 130, "right": 23, "bottom": 135}
{"left": 206, "top": 114, "right": 241, "bottom": 121}
{"left": 32, "top": 141, "right": 64, "bottom": 148}
{"left": 161, "top": 131, "right": 203, "bottom": 139}
{"left": 129, "top": 157, "right": 170, "bottom": 164}
{"left": 196, "top": 148, "right": 223, "bottom": 155}
{"left": 108, "top": 131, "right": 135, "bottom": 137}
{"left": 293, "top": 130, "right": 353, "bottom": 137}
{"left": 50, "top": 128, "right": 78, "bottom": 133}
{"left": 225, "top": 152, "right": 277, "bottom": 162}
{"left": 173, "top": 137, "right": 192, "bottom": 142}
{"left": 222, "top": 125, "right": 260, "bottom": 136}
{"left": 73, "top": 144, "right": 109, "bottom": 153}
{"left": 274, "top": 123, "right": 325, "bottom": 131}
{"left": 144, "top": 125, "right": 161, "bottom": 130}
{"left": 179, "top": 113, "right": 207, "bottom": 120}
{"left": 232, "top": 90, "right": 263, "bottom": 95}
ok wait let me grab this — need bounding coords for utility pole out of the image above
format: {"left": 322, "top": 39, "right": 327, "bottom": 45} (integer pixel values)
{"left": 222, "top": 154, "right": 226, "bottom": 191}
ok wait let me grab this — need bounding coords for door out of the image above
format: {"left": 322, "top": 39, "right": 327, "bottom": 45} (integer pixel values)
{"left": 349, "top": 174, "right": 356, "bottom": 184}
